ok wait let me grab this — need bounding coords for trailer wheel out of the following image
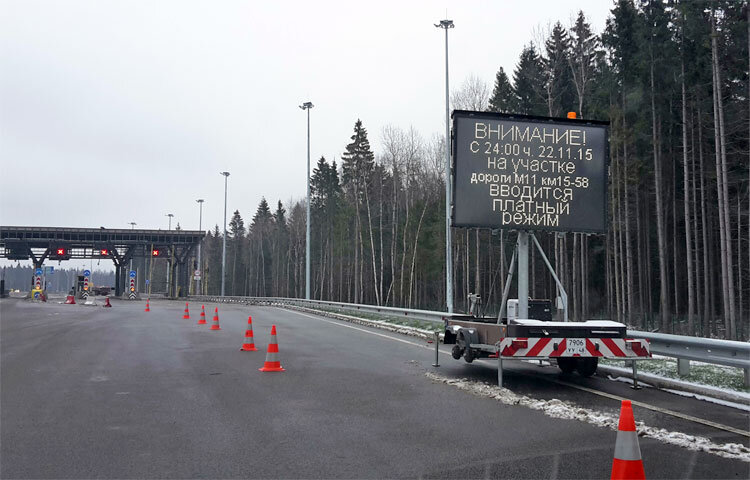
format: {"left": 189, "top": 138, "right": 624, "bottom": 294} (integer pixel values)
{"left": 463, "top": 348, "right": 475, "bottom": 363}
{"left": 451, "top": 345, "right": 463, "bottom": 360}
{"left": 576, "top": 358, "right": 599, "bottom": 377}
{"left": 557, "top": 358, "right": 577, "bottom": 374}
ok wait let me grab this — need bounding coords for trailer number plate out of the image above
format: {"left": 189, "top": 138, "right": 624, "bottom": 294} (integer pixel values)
{"left": 565, "top": 338, "right": 585, "bottom": 355}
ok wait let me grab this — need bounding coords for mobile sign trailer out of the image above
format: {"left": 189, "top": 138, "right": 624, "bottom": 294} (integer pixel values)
{"left": 445, "top": 110, "right": 651, "bottom": 387}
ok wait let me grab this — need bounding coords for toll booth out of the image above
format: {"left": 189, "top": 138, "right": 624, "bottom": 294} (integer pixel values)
{"left": 75, "top": 275, "right": 86, "bottom": 299}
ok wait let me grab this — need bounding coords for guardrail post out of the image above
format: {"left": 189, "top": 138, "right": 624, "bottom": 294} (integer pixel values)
{"left": 630, "top": 361, "right": 641, "bottom": 390}
{"left": 432, "top": 331, "right": 440, "bottom": 367}
{"left": 745, "top": 368, "right": 749, "bottom": 388}
{"left": 677, "top": 358, "right": 690, "bottom": 377}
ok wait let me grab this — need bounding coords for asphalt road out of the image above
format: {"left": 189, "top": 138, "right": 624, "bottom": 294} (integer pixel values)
{"left": 1, "top": 297, "right": 747, "bottom": 479}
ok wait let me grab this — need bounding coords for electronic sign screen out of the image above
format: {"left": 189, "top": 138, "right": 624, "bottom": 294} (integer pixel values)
{"left": 451, "top": 111, "right": 609, "bottom": 233}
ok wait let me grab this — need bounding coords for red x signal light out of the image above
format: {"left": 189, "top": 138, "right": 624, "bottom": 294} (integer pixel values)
{"left": 152, "top": 249, "right": 160, "bottom": 256}
{"left": 100, "top": 249, "right": 109, "bottom": 256}
{"left": 57, "top": 248, "right": 65, "bottom": 255}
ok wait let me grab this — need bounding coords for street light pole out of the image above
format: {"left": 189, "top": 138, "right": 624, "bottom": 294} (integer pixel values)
{"left": 435, "top": 19, "right": 454, "bottom": 313}
{"left": 299, "top": 101, "right": 314, "bottom": 300}
{"left": 220, "top": 171, "right": 230, "bottom": 296}
{"left": 166, "top": 213, "right": 174, "bottom": 230}
{"left": 196, "top": 199, "right": 204, "bottom": 295}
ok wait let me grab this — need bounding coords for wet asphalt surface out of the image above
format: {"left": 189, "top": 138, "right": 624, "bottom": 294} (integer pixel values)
{"left": 1, "top": 297, "right": 747, "bottom": 479}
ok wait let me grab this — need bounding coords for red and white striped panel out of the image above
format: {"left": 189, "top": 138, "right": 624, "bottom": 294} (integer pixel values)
{"left": 498, "top": 337, "right": 650, "bottom": 359}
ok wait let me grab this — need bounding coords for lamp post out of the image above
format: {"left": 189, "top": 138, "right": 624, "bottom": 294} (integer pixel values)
{"left": 220, "top": 171, "right": 230, "bottom": 296}
{"left": 166, "top": 213, "right": 174, "bottom": 230}
{"left": 435, "top": 19, "right": 454, "bottom": 313}
{"left": 196, "top": 199, "right": 204, "bottom": 295}
{"left": 299, "top": 101, "right": 313, "bottom": 300}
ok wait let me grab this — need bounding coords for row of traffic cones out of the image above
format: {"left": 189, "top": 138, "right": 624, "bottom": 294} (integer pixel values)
{"left": 152, "top": 300, "right": 642, "bottom": 476}
{"left": 181, "top": 302, "right": 283, "bottom": 372}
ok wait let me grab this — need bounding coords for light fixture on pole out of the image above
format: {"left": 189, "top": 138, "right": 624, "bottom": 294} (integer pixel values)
{"left": 299, "top": 101, "right": 314, "bottom": 300}
{"left": 220, "top": 171, "right": 230, "bottom": 296}
{"left": 166, "top": 213, "right": 174, "bottom": 230}
{"left": 435, "top": 18, "right": 454, "bottom": 313}
{"left": 196, "top": 199, "right": 204, "bottom": 295}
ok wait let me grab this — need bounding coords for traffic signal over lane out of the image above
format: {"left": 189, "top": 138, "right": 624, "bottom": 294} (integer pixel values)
{"left": 50, "top": 247, "right": 71, "bottom": 260}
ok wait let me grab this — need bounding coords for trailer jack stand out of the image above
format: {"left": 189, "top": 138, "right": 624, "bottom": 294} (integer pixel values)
{"left": 432, "top": 331, "right": 440, "bottom": 367}
{"left": 497, "top": 355, "right": 503, "bottom": 388}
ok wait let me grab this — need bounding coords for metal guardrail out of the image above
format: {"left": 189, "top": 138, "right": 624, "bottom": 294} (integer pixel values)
{"left": 191, "top": 295, "right": 750, "bottom": 383}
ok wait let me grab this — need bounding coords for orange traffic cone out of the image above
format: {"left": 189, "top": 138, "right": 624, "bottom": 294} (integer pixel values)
{"left": 183, "top": 302, "right": 190, "bottom": 319}
{"left": 145, "top": 299, "right": 150, "bottom": 312}
{"left": 611, "top": 400, "right": 645, "bottom": 480}
{"left": 197, "top": 305, "right": 207, "bottom": 325}
{"left": 259, "top": 325, "right": 285, "bottom": 372}
{"left": 240, "top": 316, "right": 259, "bottom": 351}
{"left": 103, "top": 297, "right": 112, "bottom": 308}
{"left": 210, "top": 307, "right": 221, "bottom": 330}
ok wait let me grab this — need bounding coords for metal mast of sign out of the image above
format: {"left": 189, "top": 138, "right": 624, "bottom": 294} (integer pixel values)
{"left": 220, "top": 171, "right": 230, "bottom": 296}
{"left": 196, "top": 199, "right": 204, "bottom": 295}
{"left": 299, "top": 101, "right": 313, "bottom": 300}
{"left": 436, "top": 18, "right": 454, "bottom": 314}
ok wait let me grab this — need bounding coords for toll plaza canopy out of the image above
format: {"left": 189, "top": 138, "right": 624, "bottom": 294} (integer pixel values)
{"left": 0, "top": 226, "right": 204, "bottom": 297}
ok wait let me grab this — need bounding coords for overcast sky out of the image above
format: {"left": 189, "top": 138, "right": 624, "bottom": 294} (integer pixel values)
{"left": 1, "top": 1, "right": 613, "bottom": 261}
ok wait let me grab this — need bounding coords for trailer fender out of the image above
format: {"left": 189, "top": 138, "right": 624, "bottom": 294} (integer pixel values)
{"left": 456, "top": 328, "right": 479, "bottom": 350}
{"left": 444, "top": 325, "right": 463, "bottom": 344}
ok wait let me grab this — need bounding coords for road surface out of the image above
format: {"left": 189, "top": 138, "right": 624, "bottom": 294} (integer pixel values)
{"left": 1, "top": 297, "right": 747, "bottom": 478}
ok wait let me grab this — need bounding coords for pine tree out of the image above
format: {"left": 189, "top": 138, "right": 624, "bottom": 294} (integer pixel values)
{"left": 250, "top": 199, "right": 274, "bottom": 296}
{"left": 542, "top": 21, "right": 576, "bottom": 116}
{"left": 488, "top": 67, "right": 516, "bottom": 113}
{"left": 341, "top": 119, "right": 376, "bottom": 303}
{"left": 513, "top": 44, "right": 547, "bottom": 115}
{"left": 228, "top": 210, "right": 246, "bottom": 295}
{"left": 569, "top": 10, "right": 599, "bottom": 117}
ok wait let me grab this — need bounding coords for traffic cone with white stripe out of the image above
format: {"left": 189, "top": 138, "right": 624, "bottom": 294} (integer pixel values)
{"left": 145, "top": 299, "right": 150, "bottom": 312}
{"left": 259, "top": 325, "right": 284, "bottom": 372}
{"left": 240, "top": 316, "right": 258, "bottom": 351}
{"left": 197, "top": 305, "right": 207, "bottom": 325}
{"left": 610, "top": 400, "right": 645, "bottom": 480}
{"left": 183, "top": 302, "right": 190, "bottom": 319}
{"left": 210, "top": 307, "right": 221, "bottom": 330}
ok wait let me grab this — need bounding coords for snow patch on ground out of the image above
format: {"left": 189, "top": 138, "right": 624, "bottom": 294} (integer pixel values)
{"left": 425, "top": 372, "right": 750, "bottom": 463}
{"left": 661, "top": 388, "right": 750, "bottom": 412}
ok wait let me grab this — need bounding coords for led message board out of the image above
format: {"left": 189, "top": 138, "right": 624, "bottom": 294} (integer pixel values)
{"left": 452, "top": 111, "right": 609, "bottom": 232}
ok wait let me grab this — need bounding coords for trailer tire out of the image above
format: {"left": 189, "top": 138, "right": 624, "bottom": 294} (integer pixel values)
{"left": 463, "top": 348, "right": 475, "bottom": 363}
{"left": 451, "top": 345, "right": 463, "bottom": 360}
{"left": 576, "top": 358, "right": 598, "bottom": 377}
{"left": 557, "top": 358, "right": 577, "bottom": 374}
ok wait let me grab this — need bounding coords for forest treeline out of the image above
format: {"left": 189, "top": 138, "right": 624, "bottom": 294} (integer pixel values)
{"left": 193, "top": 1, "right": 747, "bottom": 339}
